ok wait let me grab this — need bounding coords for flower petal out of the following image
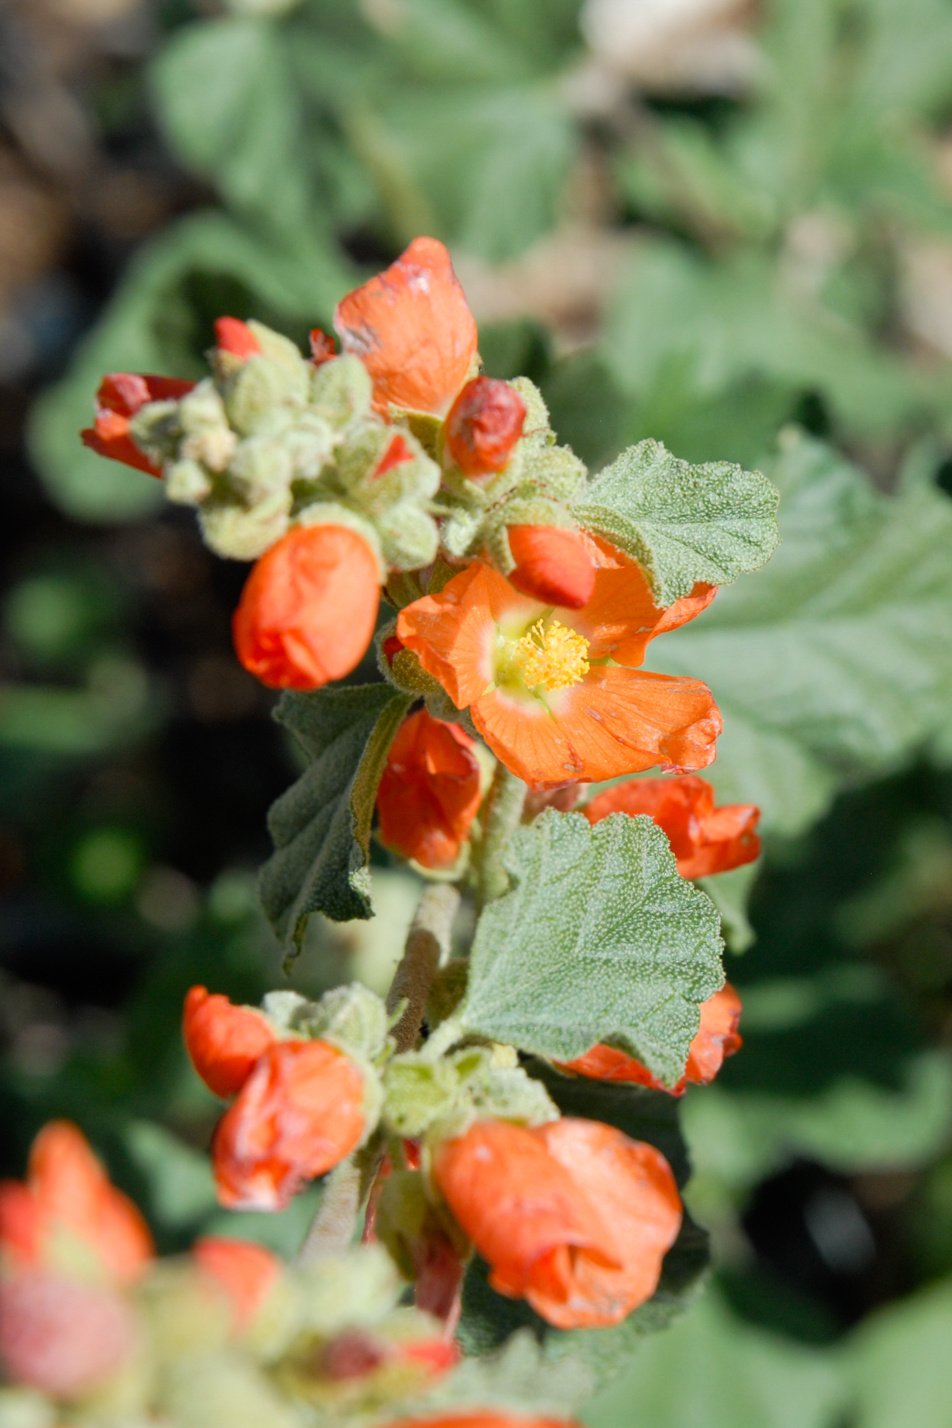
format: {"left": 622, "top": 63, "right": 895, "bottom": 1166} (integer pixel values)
{"left": 584, "top": 773, "right": 760, "bottom": 878}
{"left": 532, "top": 1119, "right": 681, "bottom": 1329}
{"left": 335, "top": 237, "right": 478, "bottom": 416}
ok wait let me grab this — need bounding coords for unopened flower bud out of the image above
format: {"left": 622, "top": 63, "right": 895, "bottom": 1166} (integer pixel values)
{"left": 0, "top": 1271, "right": 137, "bottom": 1399}
{"left": 506, "top": 525, "right": 597, "bottom": 609}
{"left": 214, "top": 317, "right": 262, "bottom": 361}
{"left": 199, "top": 493, "right": 292, "bottom": 562}
{"left": 212, "top": 1041, "right": 371, "bottom": 1210}
{"left": 164, "top": 459, "right": 214, "bottom": 506}
{"left": 223, "top": 356, "right": 308, "bottom": 437}
{"left": 232, "top": 523, "right": 381, "bottom": 689}
{"left": 377, "top": 710, "right": 481, "bottom": 869}
{"left": 444, "top": 377, "right": 526, "bottom": 477}
{"left": 183, "top": 986, "right": 278, "bottom": 1098}
{"left": 309, "top": 354, "right": 373, "bottom": 428}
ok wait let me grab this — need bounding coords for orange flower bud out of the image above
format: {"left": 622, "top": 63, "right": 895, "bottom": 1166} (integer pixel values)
{"left": 444, "top": 377, "right": 526, "bottom": 476}
{"left": 183, "top": 985, "right": 277, "bottom": 1098}
{"left": 0, "top": 1122, "right": 153, "bottom": 1286}
{"left": 434, "top": 1118, "right": 680, "bottom": 1330}
{"left": 81, "top": 372, "right": 194, "bottom": 476}
{"left": 212, "top": 1041, "right": 367, "bottom": 1210}
{"left": 559, "top": 985, "right": 743, "bottom": 1095}
{"left": 232, "top": 523, "right": 381, "bottom": 691}
{"left": 0, "top": 1269, "right": 137, "bottom": 1399}
{"left": 193, "top": 1236, "right": 280, "bottom": 1330}
{"left": 309, "top": 327, "right": 337, "bottom": 364}
{"left": 379, "top": 1410, "right": 582, "bottom": 1427}
{"left": 335, "top": 237, "right": 478, "bottom": 416}
{"left": 214, "top": 316, "right": 262, "bottom": 359}
{"left": 377, "top": 710, "right": 482, "bottom": 869}
{"left": 583, "top": 773, "right": 760, "bottom": 879}
{"left": 506, "top": 526, "right": 597, "bottom": 609}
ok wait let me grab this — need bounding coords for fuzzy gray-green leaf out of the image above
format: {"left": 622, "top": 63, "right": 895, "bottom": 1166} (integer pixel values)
{"left": 574, "top": 438, "right": 780, "bottom": 605}
{"left": 259, "top": 683, "right": 411, "bottom": 957}
{"left": 461, "top": 809, "right": 724, "bottom": 1086}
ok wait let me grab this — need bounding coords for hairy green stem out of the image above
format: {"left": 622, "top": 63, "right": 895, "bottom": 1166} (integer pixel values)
{"left": 475, "top": 763, "right": 526, "bottom": 906}
{"left": 296, "top": 1149, "right": 376, "bottom": 1266}
{"left": 387, "top": 882, "right": 460, "bottom": 1053}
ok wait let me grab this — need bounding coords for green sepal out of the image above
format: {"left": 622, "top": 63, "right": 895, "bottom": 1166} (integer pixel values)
{"left": 574, "top": 438, "right": 780, "bottom": 605}
{"left": 460, "top": 809, "right": 724, "bottom": 1087}
{"left": 259, "top": 683, "right": 413, "bottom": 959}
{"left": 309, "top": 354, "right": 373, "bottom": 428}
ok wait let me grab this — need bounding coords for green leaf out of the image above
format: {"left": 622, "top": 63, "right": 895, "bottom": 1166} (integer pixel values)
{"left": 460, "top": 810, "right": 724, "bottom": 1086}
{"left": 848, "top": 1278, "right": 952, "bottom": 1428}
{"left": 584, "top": 1279, "right": 844, "bottom": 1428}
{"left": 259, "top": 683, "right": 412, "bottom": 956}
{"left": 651, "top": 433, "right": 952, "bottom": 835}
{"left": 684, "top": 964, "right": 952, "bottom": 1191}
{"left": 151, "top": 19, "right": 312, "bottom": 230}
{"left": 574, "top": 439, "right": 780, "bottom": 606}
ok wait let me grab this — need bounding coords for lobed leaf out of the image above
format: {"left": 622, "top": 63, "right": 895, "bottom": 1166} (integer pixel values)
{"left": 461, "top": 809, "right": 724, "bottom": 1087}
{"left": 259, "top": 683, "right": 412, "bottom": 958}
{"left": 651, "top": 433, "right": 952, "bottom": 835}
{"left": 574, "top": 438, "right": 780, "bottom": 606}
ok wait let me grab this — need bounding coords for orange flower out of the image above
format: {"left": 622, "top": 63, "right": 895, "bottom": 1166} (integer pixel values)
{"left": 506, "top": 525, "right": 596, "bottom": 610}
{"left": 444, "top": 377, "right": 526, "bottom": 476}
{"left": 193, "top": 1236, "right": 280, "bottom": 1330}
{"left": 396, "top": 541, "right": 720, "bottom": 789}
{"left": 214, "top": 316, "right": 262, "bottom": 359}
{"left": 335, "top": 237, "right": 478, "bottom": 416}
{"left": 559, "top": 985, "right": 743, "bottom": 1095}
{"left": 379, "top": 1415, "right": 580, "bottom": 1428}
{"left": 232, "top": 523, "right": 381, "bottom": 690}
{"left": 183, "top": 985, "right": 278, "bottom": 1098}
{"left": 212, "top": 1041, "right": 367, "bottom": 1210}
{"left": 81, "top": 372, "right": 194, "bottom": 476}
{"left": 0, "top": 1269, "right": 137, "bottom": 1398}
{"left": 433, "top": 1118, "right": 681, "bottom": 1330}
{"left": 584, "top": 773, "right": 760, "bottom": 879}
{"left": 0, "top": 1122, "right": 153, "bottom": 1285}
{"left": 376, "top": 709, "right": 482, "bottom": 869}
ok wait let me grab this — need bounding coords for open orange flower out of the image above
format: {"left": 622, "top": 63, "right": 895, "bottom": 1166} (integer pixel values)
{"left": 193, "top": 1236, "right": 281, "bottom": 1330}
{"left": 559, "top": 984, "right": 743, "bottom": 1095}
{"left": 81, "top": 372, "right": 194, "bottom": 476}
{"left": 212, "top": 1040, "right": 367, "bottom": 1210}
{"left": 183, "top": 986, "right": 278, "bottom": 1099}
{"left": 584, "top": 773, "right": 760, "bottom": 879}
{"left": 396, "top": 540, "right": 720, "bottom": 789}
{"left": 433, "top": 1118, "right": 681, "bottom": 1330}
{"left": 232, "top": 523, "right": 381, "bottom": 690}
{"left": 376, "top": 709, "right": 482, "bottom": 869}
{"left": 0, "top": 1122, "right": 153, "bottom": 1285}
{"left": 335, "top": 236, "right": 478, "bottom": 417}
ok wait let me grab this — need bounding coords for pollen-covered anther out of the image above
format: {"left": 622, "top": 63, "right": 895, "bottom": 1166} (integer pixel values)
{"left": 512, "top": 619, "right": 590, "bottom": 692}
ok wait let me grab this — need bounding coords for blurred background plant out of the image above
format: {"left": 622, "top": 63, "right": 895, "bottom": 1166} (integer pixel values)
{"left": 3, "top": 0, "right": 952, "bottom": 1422}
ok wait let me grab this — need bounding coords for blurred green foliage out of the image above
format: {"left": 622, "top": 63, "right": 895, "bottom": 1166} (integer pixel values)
{"left": 6, "top": 0, "right": 952, "bottom": 1421}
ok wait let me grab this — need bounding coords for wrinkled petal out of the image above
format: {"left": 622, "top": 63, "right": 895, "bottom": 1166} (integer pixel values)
{"left": 584, "top": 773, "right": 760, "bottom": 879}
{"left": 183, "top": 986, "right": 277, "bottom": 1098}
{"left": 213, "top": 1041, "right": 366, "bottom": 1210}
{"left": 445, "top": 377, "right": 526, "bottom": 475}
{"left": 335, "top": 237, "right": 478, "bottom": 416}
{"left": 81, "top": 373, "right": 194, "bottom": 476}
{"left": 433, "top": 1121, "right": 619, "bottom": 1312}
{"left": 559, "top": 985, "right": 743, "bottom": 1096}
{"left": 472, "top": 667, "right": 721, "bottom": 789}
{"left": 533, "top": 1119, "right": 681, "bottom": 1329}
{"left": 377, "top": 711, "right": 482, "bottom": 868}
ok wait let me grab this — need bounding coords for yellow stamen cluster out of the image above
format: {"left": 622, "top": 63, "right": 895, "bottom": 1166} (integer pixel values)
{"left": 512, "top": 618, "right": 590, "bottom": 692}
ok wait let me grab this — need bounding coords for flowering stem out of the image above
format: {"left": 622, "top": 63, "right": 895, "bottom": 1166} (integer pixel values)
{"left": 475, "top": 763, "right": 526, "bottom": 906}
{"left": 296, "top": 1148, "right": 379, "bottom": 1266}
{"left": 387, "top": 882, "right": 460, "bottom": 1053}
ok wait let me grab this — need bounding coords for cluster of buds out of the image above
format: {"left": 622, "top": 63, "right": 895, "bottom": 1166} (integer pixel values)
{"left": 84, "top": 239, "right": 598, "bottom": 701}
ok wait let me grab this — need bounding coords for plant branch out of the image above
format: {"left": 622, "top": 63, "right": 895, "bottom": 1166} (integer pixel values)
{"left": 474, "top": 763, "right": 526, "bottom": 906}
{"left": 387, "top": 882, "right": 460, "bottom": 1053}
